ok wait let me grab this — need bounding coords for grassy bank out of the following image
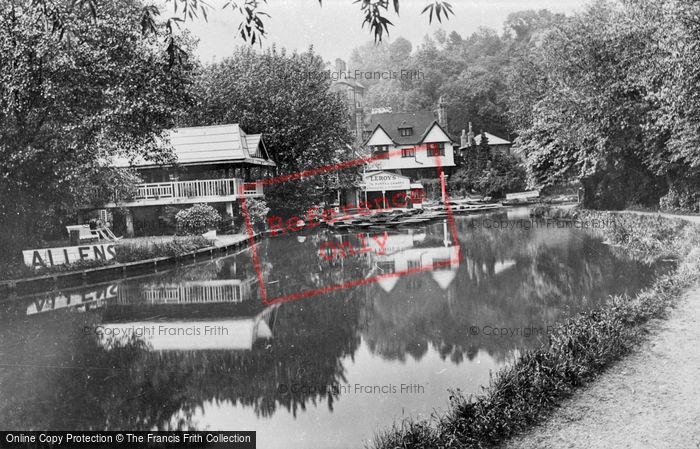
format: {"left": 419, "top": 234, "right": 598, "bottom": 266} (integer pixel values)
{"left": 0, "top": 236, "right": 214, "bottom": 281}
{"left": 372, "top": 211, "right": 700, "bottom": 449}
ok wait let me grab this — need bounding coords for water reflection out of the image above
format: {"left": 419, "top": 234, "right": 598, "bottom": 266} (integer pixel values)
{"left": 0, "top": 211, "right": 671, "bottom": 447}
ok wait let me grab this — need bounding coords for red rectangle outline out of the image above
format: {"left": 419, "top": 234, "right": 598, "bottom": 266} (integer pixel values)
{"left": 240, "top": 146, "right": 462, "bottom": 306}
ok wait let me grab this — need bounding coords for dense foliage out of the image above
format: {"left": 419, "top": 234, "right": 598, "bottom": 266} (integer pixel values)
{"left": 187, "top": 47, "right": 355, "bottom": 215}
{"left": 353, "top": 2, "right": 700, "bottom": 211}
{"left": 350, "top": 10, "right": 564, "bottom": 139}
{"left": 0, "top": 0, "right": 196, "bottom": 258}
{"left": 509, "top": 0, "right": 700, "bottom": 210}
{"left": 175, "top": 204, "right": 221, "bottom": 235}
{"left": 449, "top": 134, "right": 526, "bottom": 198}
{"left": 115, "top": 236, "right": 213, "bottom": 262}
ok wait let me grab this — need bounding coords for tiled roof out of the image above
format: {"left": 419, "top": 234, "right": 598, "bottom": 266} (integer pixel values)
{"left": 365, "top": 111, "right": 440, "bottom": 145}
{"left": 113, "top": 124, "right": 274, "bottom": 167}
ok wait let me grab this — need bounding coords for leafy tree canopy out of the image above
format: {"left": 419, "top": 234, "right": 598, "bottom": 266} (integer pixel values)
{"left": 185, "top": 47, "right": 355, "bottom": 216}
{"left": 0, "top": 0, "right": 197, "bottom": 254}
{"left": 508, "top": 0, "right": 700, "bottom": 210}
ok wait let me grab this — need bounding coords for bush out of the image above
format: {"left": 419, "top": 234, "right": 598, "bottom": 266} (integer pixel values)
{"left": 175, "top": 204, "right": 221, "bottom": 235}
{"left": 475, "top": 153, "right": 526, "bottom": 198}
{"left": 449, "top": 153, "right": 526, "bottom": 199}
{"left": 264, "top": 179, "right": 324, "bottom": 219}
{"left": 241, "top": 198, "right": 270, "bottom": 232}
{"left": 217, "top": 199, "right": 270, "bottom": 233}
{"left": 419, "top": 179, "right": 443, "bottom": 201}
{"left": 115, "top": 236, "right": 213, "bottom": 262}
{"left": 659, "top": 187, "right": 700, "bottom": 213}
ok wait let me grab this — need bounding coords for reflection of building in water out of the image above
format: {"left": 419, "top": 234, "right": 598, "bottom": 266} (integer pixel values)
{"left": 372, "top": 243, "right": 461, "bottom": 292}
{"left": 25, "top": 283, "right": 119, "bottom": 315}
{"left": 97, "top": 306, "right": 276, "bottom": 352}
{"left": 116, "top": 277, "right": 257, "bottom": 305}
{"left": 100, "top": 273, "right": 275, "bottom": 352}
{"left": 332, "top": 223, "right": 461, "bottom": 293}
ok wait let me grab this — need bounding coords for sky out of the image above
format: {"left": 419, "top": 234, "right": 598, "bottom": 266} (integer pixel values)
{"left": 182, "top": 0, "right": 589, "bottom": 64}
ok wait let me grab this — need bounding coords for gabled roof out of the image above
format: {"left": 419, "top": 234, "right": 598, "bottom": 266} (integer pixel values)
{"left": 417, "top": 120, "right": 453, "bottom": 145}
{"left": 365, "top": 111, "right": 440, "bottom": 145}
{"left": 475, "top": 132, "right": 511, "bottom": 146}
{"left": 460, "top": 132, "right": 511, "bottom": 150}
{"left": 113, "top": 124, "right": 275, "bottom": 168}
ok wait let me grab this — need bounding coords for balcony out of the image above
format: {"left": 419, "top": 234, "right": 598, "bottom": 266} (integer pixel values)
{"left": 104, "top": 178, "right": 264, "bottom": 207}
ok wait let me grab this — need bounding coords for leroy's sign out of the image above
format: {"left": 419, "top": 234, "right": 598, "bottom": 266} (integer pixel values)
{"left": 364, "top": 171, "right": 410, "bottom": 192}
{"left": 23, "top": 243, "right": 117, "bottom": 268}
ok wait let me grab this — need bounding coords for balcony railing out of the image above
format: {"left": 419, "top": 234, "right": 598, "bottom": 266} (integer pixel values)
{"left": 106, "top": 178, "right": 264, "bottom": 207}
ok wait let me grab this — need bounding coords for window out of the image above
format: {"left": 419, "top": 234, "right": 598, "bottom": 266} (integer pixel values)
{"left": 372, "top": 145, "right": 390, "bottom": 159}
{"left": 401, "top": 147, "right": 416, "bottom": 158}
{"left": 427, "top": 142, "right": 445, "bottom": 157}
{"left": 377, "top": 260, "right": 395, "bottom": 273}
{"left": 399, "top": 127, "right": 413, "bottom": 137}
{"left": 406, "top": 278, "right": 423, "bottom": 290}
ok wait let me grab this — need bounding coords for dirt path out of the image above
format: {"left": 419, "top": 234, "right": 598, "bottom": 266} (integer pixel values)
{"left": 623, "top": 210, "right": 700, "bottom": 224}
{"left": 506, "top": 285, "right": 700, "bottom": 449}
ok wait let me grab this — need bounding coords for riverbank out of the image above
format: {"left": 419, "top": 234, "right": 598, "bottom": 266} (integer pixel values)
{"left": 371, "top": 211, "right": 700, "bottom": 449}
{"left": 505, "top": 285, "right": 700, "bottom": 449}
{"left": 0, "top": 234, "right": 251, "bottom": 296}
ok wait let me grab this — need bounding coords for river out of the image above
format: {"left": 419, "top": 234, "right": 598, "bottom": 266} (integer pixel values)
{"left": 0, "top": 209, "right": 671, "bottom": 448}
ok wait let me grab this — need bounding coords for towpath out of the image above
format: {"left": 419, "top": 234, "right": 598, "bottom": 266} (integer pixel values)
{"left": 506, "top": 212, "right": 700, "bottom": 449}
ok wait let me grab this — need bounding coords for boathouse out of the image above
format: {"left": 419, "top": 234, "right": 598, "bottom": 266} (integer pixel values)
{"left": 102, "top": 124, "right": 276, "bottom": 236}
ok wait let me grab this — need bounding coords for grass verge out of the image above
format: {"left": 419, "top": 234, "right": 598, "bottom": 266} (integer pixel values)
{"left": 371, "top": 210, "right": 700, "bottom": 449}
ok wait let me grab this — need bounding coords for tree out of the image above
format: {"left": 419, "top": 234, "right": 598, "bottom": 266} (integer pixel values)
{"left": 187, "top": 46, "right": 354, "bottom": 215}
{"left": 189, "top": 46, "right": 352, "bottom": 173}
{"left": 0, "top": 0, "right": 197, "bottom": 256}
{"left": 29, "top": 0, "right": 455, "bottom": 58}
{"left": 506, "top": 0, "right": 698, "bottom": 210}
{"left": 475, "top": 153, "right": 526, "bottom": 197}
{"left": 350, "top": 23, "right": 537, "bottom": 138}
{"left": 477, "top": 132, "right": 491, "bottom": 169}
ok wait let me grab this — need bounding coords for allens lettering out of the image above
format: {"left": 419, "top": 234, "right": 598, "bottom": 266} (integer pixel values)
{"left": 25, "top": 244, "right": 117, "bottom": 268}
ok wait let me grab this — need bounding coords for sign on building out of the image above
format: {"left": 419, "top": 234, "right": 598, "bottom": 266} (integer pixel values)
{"left": 22, "top": 243, "right": 117, "bottom": 268}
{"left": 363, "top": 171, "right": 411, "bottom": 192}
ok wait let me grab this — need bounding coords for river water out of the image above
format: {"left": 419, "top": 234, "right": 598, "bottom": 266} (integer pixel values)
{"left": 0, "top": 210, "right": 671, "bottom": 448}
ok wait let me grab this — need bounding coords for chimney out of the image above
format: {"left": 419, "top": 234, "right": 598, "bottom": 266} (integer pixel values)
{"left": 355, "top": 110, "right": 364, "bottom": 144}
{"left": 335, "top": 58, "right": 347, "bottom": 74}
{"left": 467, "top": 122, "right": 475, "bottom": 146}
{"left": 437, "top": 96, "right": 447, "bottom": 129}
{"left": 460, "top": 129, "right": 467, "bottom": 148}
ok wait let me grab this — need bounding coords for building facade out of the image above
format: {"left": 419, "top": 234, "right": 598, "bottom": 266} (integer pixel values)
{"left": 104, "top": 124, "right": 276, "bottom": 236}
{"left": 363, "top": 110, "right": 456, "bottom": 179}
{"left": 343, "top": 109, "right": 455, "bottom": 209}
{"left": 458, "top": 122, "right": 513, "bottom": 157}
{"left": 329, "top": 59, "right": 366, "bottom": 145}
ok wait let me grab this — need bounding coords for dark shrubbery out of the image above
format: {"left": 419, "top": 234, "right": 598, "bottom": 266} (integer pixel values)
{"left": 660, "top": 187, "right": 700, "bottom": 213}
{"left": 220, "top": 198, "right": 270, "bottom": 233}
{"left": 449, "top": 152, "right": 526, "bottom": 199}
